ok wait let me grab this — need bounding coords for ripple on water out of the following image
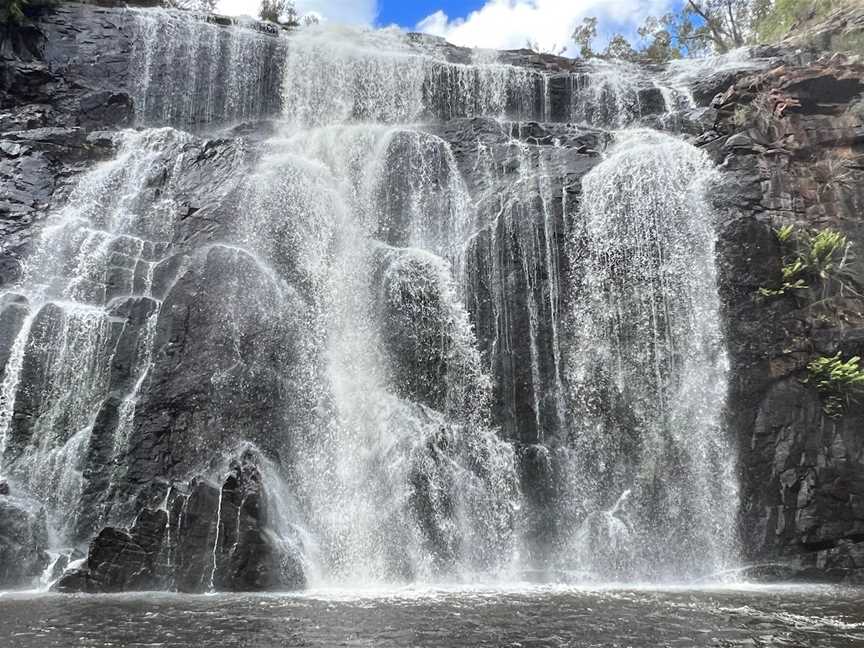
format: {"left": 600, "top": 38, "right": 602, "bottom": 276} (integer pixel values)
{"left": 0, "top": 585, "right": 863, "bottom": 648}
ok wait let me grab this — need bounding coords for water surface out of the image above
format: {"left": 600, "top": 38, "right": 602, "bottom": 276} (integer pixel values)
{"left": 1, "top": 584, "right": 863, "bottom": 647}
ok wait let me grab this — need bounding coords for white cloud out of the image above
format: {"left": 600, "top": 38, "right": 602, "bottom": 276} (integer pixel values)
{"left": 416, "top": 0, "right": 675, "bottom": 56}
{"left": 216, "top": 0, "right": 377, "bottom": 24}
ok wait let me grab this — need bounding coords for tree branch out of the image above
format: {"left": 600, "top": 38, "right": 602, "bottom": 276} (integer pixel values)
{"left": 687, "top": 0, "right": 731, "bottom": 52}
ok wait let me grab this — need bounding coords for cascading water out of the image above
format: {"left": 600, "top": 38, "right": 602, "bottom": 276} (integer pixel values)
{"left": 0, "top": 128, "right": 192, "bottom": 537}
{"left": 560, "top": 130, "right": 736, "bottom": 580}
{"left": 282, "top": 27, "right": 544, "bottom": 126}
{"left": 130, "top": 9, "right": 288, "bottom": 128}
{"left": 236, "top": 117, "right": 519, "bottom": 583}
{"left": 0, "top": 8, "right": 747, "bottom": 591}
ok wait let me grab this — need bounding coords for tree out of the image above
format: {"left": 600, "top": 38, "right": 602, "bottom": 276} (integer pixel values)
{"left": 260, "top": 0, "right": 299, "bottom": 25}
{"left": 637, "top": 14, "right": 684, "bottom": 62}
{"left": 571, "top": 14, "right": 681, "bottom": 62}
{"left": 680, "top": 0, "right": 773, "bottom": 53}
{"left": 572, "top": 1, "right": 850, "bottom": 61}
{"left": 526, "top": 38, "right": 566, "bottom": 55}
{"left": 164, "top": 0, "right": 218, "bottom": 11}
{"left": 572, "top": 17, "right": 598, "bottom": 59}
{"left": 603, "top": 34, "right": 638, "bottom": 61}
{"left": 259, "top": 0, "right": 319, "bottom": 26}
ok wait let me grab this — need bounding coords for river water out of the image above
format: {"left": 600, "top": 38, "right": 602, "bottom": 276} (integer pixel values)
{"left": 1, "top": 584, "right": 862, "bottom": 647}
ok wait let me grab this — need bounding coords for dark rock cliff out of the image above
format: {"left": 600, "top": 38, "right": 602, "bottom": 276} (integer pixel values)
{"left": 706, "top": 52, "right": 864, "bottom": 581}
{"left": 1, "top": 1, "right": 863, "bottom": 589}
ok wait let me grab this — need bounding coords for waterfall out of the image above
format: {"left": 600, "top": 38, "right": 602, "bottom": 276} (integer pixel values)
{"left": 130, "top": 9, "right": 288, "bottom": 127}
{"left": 282, "top": 27, "right": 544, "bottom": 126}
{"left": 0, "top": 128, "right": 197, "bottom": 537}
{"left": 0, "top": 8, "right": 745, "bottom": 590}
{"left": 561, "top": 129, "right": 736, "bottom": 580}
{"left": 235, "top": 118, "right": 519, "bottom": 584}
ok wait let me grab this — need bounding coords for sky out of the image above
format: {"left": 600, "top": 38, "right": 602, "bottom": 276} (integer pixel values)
{"left": 215, "top": 0, "right": 684, "bottom": 56}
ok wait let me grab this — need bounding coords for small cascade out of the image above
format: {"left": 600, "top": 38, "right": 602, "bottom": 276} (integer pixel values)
{"left": 282, "top": 27, "right": 544, "bottom": 126}
{"left": 572, "top": 489, "right": 633, "bottom": 579}
{"left": 664, "top": 47, "right": 766, "bottom": 93}
{"left": 461, "top": 121, "right": 584, "bottom": 444}
{"left": 130, "top": 9, "right": 288, "bottom": 127}
{"left": 370, "top": 129, "right": 474, "bottom": 264}
{"left": 0, "top": 129, "right": 192, "bottom": 539}
{"left": 0, "top": 310, "right": 35, "bottom": 459}
{"left": 569, "top": 60, "right": 647, "bottom": 127}
{"left": 108, "top": 309, "right": 158, "bottom": 482}
{"left": 208, "top": 481, "right": 224, "bottom": 593}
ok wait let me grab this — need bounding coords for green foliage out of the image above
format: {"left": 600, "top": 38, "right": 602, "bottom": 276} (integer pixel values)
{"left": 1, "top": 0, "right": 56, "bottom": 26}
{"left": 163, "top": 0, "right": 218, "bottom": 12}
{"left": 259, "top": 0, "right": 317, "bottom": 27}
{"left": 572, "top": 0, "right": 854, "bottom": 61}
{"left": 755, "top": 0, "right": 847, "bottom": 43}
{"left": 804, "top": 229, "right": 851, "bottom": 281}
{"left": 758, "top": 226, "right": 853, "bottom": 299}
{"left": 603, "top": 34, "right": 638, "bottom": 61}
{"left": 775, "top": 223, "right": 795, "bottom": 244}
{"left": 572, "top": 17, "right": 598, "bottom": 59}
{"left": 806, "top": 352, "right": 864, "bottom": 417}
{"left": 1, "top": 0, "right": 27, "bottom": 24}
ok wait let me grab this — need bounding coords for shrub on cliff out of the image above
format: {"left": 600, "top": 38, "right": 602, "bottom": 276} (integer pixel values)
{"left": 806, "top": 352, "right": 864, "bottom": 417}
{"left": 755, "top": 0, "right": 851, "bottom": 43}
{"left": 1, "top": 0, "right": 56, "bottom": 26}
{"left": 759, "top": 226, "right": 856, "bottom": 299}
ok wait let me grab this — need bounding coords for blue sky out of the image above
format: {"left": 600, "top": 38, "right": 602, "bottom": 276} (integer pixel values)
{"left": 217, "top": 0, "right": 686, "bottom": 56}
{"left": 377, "top": 1, "right": 485, "bottom": 28}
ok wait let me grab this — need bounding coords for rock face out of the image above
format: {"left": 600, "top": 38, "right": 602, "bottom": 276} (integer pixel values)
{"left": 0, "top": 493, "right": 50, "bottom": 588}
{"left": 2, "top": 5, "right": 308, "bottom": 592}
{"left": 54, "top": 450, "right": 305, "bottom": 593}
{"left": 704, "top": 51, "right": 864, "bottom": 581}
{"left": 1, "top": 1, "right": 864, "bottom": 590}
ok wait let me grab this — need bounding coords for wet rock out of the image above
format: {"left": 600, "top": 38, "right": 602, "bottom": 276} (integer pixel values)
{"left": 124, "top": 246, "right": 305, "bottom": 497}
{"left": 0, "top": 127, "right": 116, "bottom": 287}
{"left": 724, "top": 132, "right": 754, "bottom": 150}
{"left": 375, "top": 247, "right": 486, "bottom": 413}
{"left": 0, "top": 497, "right": 50, "bottom": 588}
{"left": 216, "top": 455, "right": 305, "bottom": 591}
{"left": 636, "top": 87, "right": 666, "bottom": 115}
{"left": 436, "top": 116, "right": 600, "bottom": 444}
{"left": 56, "top": 449, "right": 305, "bottom": 593}
{"left": 0, "top": 293, "right": 29, "bottom": 375}
{"left": 709, "top": 47, "right": 864, "bottom": 572}
{"left": 173, "top": 478, "right": 220, "bottom": 593}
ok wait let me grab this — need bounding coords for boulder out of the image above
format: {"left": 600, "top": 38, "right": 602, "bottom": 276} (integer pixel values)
{"left": 55, "top": 451, "right": 306, "bottom": 593}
